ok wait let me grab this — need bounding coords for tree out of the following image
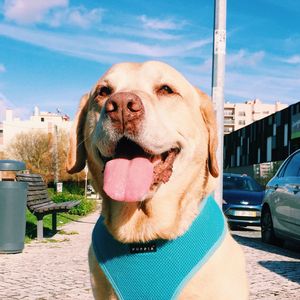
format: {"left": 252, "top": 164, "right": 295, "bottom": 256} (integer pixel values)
{"left": 6, "top": 130, "right": 85, "bottom": 183}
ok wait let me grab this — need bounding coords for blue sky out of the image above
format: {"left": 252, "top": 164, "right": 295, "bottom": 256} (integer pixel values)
{"left": 0, "top": 0, "right": 299, "bottom": 121}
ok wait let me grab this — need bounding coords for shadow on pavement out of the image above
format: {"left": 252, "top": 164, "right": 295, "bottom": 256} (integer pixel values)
{"left": 26, "top": 221, "right": 56, "bottom": 239}
{"left": 58, "top": 213, "right": 97, "bottom": 224}
{"left": 258, "top": 261, "right": 300, "bottom": 284}
{"left": 26, "top": 213, "right": 97, "bottom": 239}
{"left": 231, "top": 228, "right": 300, "bottom": 260}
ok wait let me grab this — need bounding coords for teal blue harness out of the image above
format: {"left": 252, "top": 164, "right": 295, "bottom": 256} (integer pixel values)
{"left": 92, "top": 195, "right": 226, "bottom": 300}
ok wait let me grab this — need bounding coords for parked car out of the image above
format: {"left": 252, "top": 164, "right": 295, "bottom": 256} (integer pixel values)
{"left": 223, "top": 173, "right": 265, "bottom": 227}
{"left": 261, "top": 149, "right": 300, "bottom": 245}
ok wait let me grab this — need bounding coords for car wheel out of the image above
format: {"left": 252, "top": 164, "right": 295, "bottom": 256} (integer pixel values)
{"left": 261, "top": 208, "right": 281, "bottom": 245}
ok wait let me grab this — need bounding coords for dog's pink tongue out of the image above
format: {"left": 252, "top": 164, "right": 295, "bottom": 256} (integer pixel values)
{"left": 103, "top": 158, "right": 153, "bottom": 202}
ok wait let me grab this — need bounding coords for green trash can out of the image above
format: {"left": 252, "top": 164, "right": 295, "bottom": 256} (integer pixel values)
{"left": 0, "top": 160, "right": 27, "bottom": 254}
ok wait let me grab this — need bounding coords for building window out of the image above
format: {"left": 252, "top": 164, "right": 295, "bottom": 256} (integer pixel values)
{"left": 238, "top": 111, "right": 246, "bottom": 116}
{"left": 284, "top": 123, "right": 288, "bottom": 146}
{"left": 224, "top": 109, "right": 234, "bottom": 116}
{"left": 224, "top": 118, "right": 234, "bottom": 125}
{"left": 224, "top": 127, "right": 233, "bottom": 133}
{"left": 273, "top": 123, "right": 276, "bottom": 136}
{"left": 275, "top": 113, "right": 281, "bottom": 126}
{"left": 247, "top": 137, "right": 250, "bottom": 153}
{"left": 268, "top": 116, "right": 273, "bottom": 125}
{"left": 267, "top": 137, "right": 272, "bottom": 161}
{"left": 238, "top": 120, "right": 246, "bottom": 125}
{"left": 272, "top": 136, "right": 276, "bottom": 149}
{"left": 231, "top": 154, "right": 235, "bottom": 167}
{"left": 236, "top": 146, "right": 240, "bottom": 166}
{"left": 41, "top": 117, "right": 45, "bottom": 122}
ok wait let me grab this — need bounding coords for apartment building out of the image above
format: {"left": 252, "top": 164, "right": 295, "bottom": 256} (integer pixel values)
{"left": 224, "top": 98, "right": 288, "bottom": 134}
{"left": 224, "top": 101, "right": 300, "bottom": 171}
{"left": 0, "top": 107, "right": 72, "bottom": 153}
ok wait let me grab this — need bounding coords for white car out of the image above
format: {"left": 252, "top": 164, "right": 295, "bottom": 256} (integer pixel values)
{"left": 261, "top": 149, "right": 300, "bottom": 245}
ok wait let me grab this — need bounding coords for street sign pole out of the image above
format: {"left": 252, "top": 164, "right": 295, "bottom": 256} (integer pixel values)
{"left": 211, "top": 0, "right": 227, "bottom": 205}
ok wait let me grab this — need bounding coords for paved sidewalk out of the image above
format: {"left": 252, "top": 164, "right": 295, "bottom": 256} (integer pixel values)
{"left": 1, "top": 212, "right": 299, "bottom": 299}
{"left": 0, "top": 211, "right": 98, "bottom": 300}
{"left": 233, "top": 231, "right": 300, "bottom": 300}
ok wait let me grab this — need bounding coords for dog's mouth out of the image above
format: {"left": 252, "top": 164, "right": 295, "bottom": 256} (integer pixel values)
{"left": 99, "top": 137, "right": 180, "bottom": 202}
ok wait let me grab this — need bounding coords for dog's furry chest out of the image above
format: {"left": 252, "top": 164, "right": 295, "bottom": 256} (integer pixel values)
{"left": 92, "top": 195, "right": 226, "bottom": 300}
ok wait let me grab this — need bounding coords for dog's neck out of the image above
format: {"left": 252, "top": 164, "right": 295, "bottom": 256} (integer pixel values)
{"left": 101, "top": 173, "right": 216, "bottom": 243}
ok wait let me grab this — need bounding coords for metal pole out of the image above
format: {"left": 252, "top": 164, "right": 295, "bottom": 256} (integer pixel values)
{"left": 53, "top": 125, "right": 59, "bottom": 189}
{"left": 84, "top": 164, "right": 88, "bottom": 198}
{"left": 211, "top": 0, "right": 226, "bottom": 206}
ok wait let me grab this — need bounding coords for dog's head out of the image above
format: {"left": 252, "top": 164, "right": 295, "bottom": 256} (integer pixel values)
{"left": 67, "top": 61, "right": 218, "bottom": 242}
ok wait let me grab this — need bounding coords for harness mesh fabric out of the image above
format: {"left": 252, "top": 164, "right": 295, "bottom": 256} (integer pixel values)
{"left": 92, "top": 195, "right": 226, "bottom": 300}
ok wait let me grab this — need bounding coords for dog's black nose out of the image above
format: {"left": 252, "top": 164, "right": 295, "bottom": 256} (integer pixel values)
{"left": 105, "top": 92, "right": 144, "bottom": 134}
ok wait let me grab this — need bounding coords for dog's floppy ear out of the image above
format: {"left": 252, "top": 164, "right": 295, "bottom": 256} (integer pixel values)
{"left": 196, "top": 88, "right": 219, "bottom": 178}
{"left": 66, "top": 93, "right": 90, "bottom": 174}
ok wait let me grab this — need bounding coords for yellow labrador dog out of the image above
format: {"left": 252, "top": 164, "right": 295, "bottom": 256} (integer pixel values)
{"left": 67, "top": 61, "right": 248, "bottom": 300}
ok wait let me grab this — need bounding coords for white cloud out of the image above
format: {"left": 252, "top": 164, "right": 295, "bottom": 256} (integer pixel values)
{"left": 0, "top": 64, "right": 6, "bottom": 73}
{"left": 0, "top": 95, "right": 14, "bottom": 121}
{"left": 182, "top": 58, "right": 212, "bottom": 75}
{"left": 227, "top": 49, "right": 265, "bottom": 68}
{"left": 175, "top": 58, "right": 300, "bottom": 105}
{"left": 47, "top": 6, "right": 104, "bottom": 29}
{"left": 0, "top": 24, "right": 211, "bottom": 60}
{"left": 3, "top": 1, "right": 104, "bottom": 29}
{"left": 0, "top": 98, "right": 7, "bottom": 121}
{"left": 225, "top": 71, "right": 300, "bottom": 103}
{"left": 282, "top": 55, "right": 300, "bottom": 65}
{"left": 3, "top": 0, "right": 68, "bottom": 24}
{"left": 97, "top": 24, "right": 181, "bottom": 41}
{"left": 0, "top": 93, "right": 31, "bottom": 121}
{"left": 68, "top": 7, "right": 102, "bottom": 28}
{"left": 138, "top": 15, "right": 186, "bottom": 30}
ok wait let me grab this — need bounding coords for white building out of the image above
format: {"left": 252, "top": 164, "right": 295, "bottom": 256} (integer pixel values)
{"left": 0, "top": 99, "right": 289, "bottom": 153}
{"left": 0, "top": 107, "right": 72, "bottom": 153}
{"left": 224, "top": 99, "right": 288, "bottom": 134}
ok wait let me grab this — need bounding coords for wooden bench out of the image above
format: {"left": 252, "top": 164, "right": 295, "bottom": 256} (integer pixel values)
{"left": 16, "top": 173, "right": 80, "bottom": 240}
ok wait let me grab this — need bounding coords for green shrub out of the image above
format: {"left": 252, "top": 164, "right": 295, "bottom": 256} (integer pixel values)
{"left": 51, "top": 192, "right": 96, "bottom": 216}
{"left": 48, "top": 183, "right": 85, "bottom": 196}
{"left": 51, "top": 191, "right": 84, "bottom": 202}
{"left": 69, "top": 198, "right": 97, "bottom": 216}
{"left": 63, "top": 182, "right": 85, "bottom": 195}
{"left": 48, "top": 188, "right": 55, "bottom": 198}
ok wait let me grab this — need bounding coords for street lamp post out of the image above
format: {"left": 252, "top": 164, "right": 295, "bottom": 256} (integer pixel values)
{"left": 211, "top": 0, "right": 227, "bottom": 205}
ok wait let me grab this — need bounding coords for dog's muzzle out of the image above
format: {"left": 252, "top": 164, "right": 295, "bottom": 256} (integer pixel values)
{"left": 105, "top": 92, "right": 144, "bottom": 135}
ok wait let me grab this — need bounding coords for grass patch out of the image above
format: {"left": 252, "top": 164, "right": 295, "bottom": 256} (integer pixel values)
{"left": 58, "top": 230, "right": 79, "bottom": 235}
{"left": 25, "top": 191, "right": 97, "bottom": 242}
{"left": 51, "top": 192, "right": 97, "bottom": 216}
{"left": 40, "top": 238, "right": 70, "bottom": 244}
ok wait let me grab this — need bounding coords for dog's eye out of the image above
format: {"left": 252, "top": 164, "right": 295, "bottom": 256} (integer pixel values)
{"left": 158, "top": 85, "right": 174, "bottom": 95}
{"left": 98, "top": 86, "right": 112, "bottom": 97}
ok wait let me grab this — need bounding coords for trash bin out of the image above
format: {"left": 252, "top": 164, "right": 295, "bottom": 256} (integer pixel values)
{"left": 0, "top": 160, "right": 27, "bottom": 254}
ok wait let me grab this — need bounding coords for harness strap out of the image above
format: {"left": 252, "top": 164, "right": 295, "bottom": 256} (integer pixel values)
{"left": 92, "top": 195, "right": 226, "bottom": 300}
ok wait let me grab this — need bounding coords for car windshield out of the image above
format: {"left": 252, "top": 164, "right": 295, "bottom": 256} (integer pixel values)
{"left": 223, "top": 175, "right": 263, "bottom": 192}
